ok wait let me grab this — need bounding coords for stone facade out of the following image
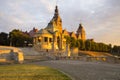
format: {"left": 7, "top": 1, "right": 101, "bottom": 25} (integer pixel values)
{"left": 34, "top": 6, "right": 86, "bottom": 52}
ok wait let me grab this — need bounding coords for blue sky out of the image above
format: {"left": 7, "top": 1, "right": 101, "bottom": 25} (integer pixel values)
{"left": 0, "top": 0, "right": 120, "bottom": 46}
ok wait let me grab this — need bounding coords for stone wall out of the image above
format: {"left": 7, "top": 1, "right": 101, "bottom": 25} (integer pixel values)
{"left": 71, "top": 47, "right": 79, "bottom": 56}
{"left": 0, "top": 46, "right": 24, "bottom": 64}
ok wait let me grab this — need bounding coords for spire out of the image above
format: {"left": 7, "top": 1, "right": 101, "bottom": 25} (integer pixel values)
{"left": 77, "top": 23, "right": 83, "bottom": 34}
{"left": 47, "top": 5, "right": 62, "bottom": 32}
{"left": 79, "top": 24, "right": 83, "bottom": 28}
{"left": 54, "top": 5, "right": 59, "bottom": 17}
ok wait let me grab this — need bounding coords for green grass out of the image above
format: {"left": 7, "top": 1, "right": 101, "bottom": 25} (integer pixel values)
{"left": 0, "top": 64, "right": 71, "bottom": 80}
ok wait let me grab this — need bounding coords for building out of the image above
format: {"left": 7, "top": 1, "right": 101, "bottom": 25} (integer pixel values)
{"left": 29, "top": 27, "right": 38, "bottom": 37}
{"left": 34, "top": 6, "right": 86, "bottom": 51}
{"left": 76, "top": 24, "right": 86, "bottom": 40}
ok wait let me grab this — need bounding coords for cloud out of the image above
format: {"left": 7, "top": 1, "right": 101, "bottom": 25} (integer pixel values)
{"left": 0, "top": 0, "right": 120, "bottom": 45}
{"left": 40, "top": 0, "right": 56, "bottom": 13}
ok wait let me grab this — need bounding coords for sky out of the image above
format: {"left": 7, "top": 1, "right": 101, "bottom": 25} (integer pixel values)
{"left": 0, "top": 0, "right": 120, "bottom": 46}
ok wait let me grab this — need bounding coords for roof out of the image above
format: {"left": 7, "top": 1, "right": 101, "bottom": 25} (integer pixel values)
{"left": 29, "top": 27, "right": 38, "bottom": 37}
{"left": 68, "top": 32, "right": 73, "bottom": 36}
{"left": 76, "top": 34, "right": 79, "bottom": 38}
{"left": 37, "top": 29, "right": 51, "bottom": 34}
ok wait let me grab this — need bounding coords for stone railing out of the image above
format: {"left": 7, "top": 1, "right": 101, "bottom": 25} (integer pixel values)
{"left": 56, "top": 56, "right": 120, "bottom": 63}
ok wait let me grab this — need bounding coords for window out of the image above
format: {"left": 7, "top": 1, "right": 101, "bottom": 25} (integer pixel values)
{"left": 38, "top": 39, "right": 41, "bottom": 42}
{"left": 49, "top": 38, "right": 52, "bottom": 42}
{"left": 44, "top": 37, "right": 48, "bottom": 42}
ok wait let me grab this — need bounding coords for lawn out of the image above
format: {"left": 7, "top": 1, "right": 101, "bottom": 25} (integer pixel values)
{"left": 0, "top": 64, "right": 71, "bottom": 80}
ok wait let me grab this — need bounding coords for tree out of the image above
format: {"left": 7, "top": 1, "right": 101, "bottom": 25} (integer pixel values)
{"left": 0, "top": 32, "right": 9, "bottom": 45}
{"left": 85, "top": 40, "right": 91, "bottom": 51}
{"left": 65, "top": 36, "right": 71, "bottom": 44}
{"left": 112, "top": 45, "right": 120, "bottom": 56}
{"left": 70, "top": 37, "right": 77, "bottom": 48}
{"left": 9, "top": 29, "right": 32, "bottom": 47}
{"left": 76, "top": 40, "right": 80, "bottom": 48}
{"left": 65, "top": 36, "right": 114, "bottom": 53}
{"left": 78, "top": 39, "right": 85, "bottom": 50}
{"left": 65, "top": 36, "right": 77, "bottom": 48}
{"left": 108, "top": 44, "right": 112, "bottom": 52}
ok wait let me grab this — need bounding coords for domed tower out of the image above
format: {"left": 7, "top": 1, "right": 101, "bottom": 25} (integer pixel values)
{"left": 76, "top": 24, "right": 86, "bottom": 40}
{"left": 45, "top": 5, "right": 63, "bottom": 50}
{"left": 46, "top": 5, "right": 62, "bottom": 33}
{"left": 54, "top": 5, "right": 62, "bottom": 33}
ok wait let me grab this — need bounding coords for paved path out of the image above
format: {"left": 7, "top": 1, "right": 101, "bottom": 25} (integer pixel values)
{"left": 20, "top": 48, "right": 120, "bottom": 80}
{"left": 34, "top": 60, "right": 120, "bottom": 80}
